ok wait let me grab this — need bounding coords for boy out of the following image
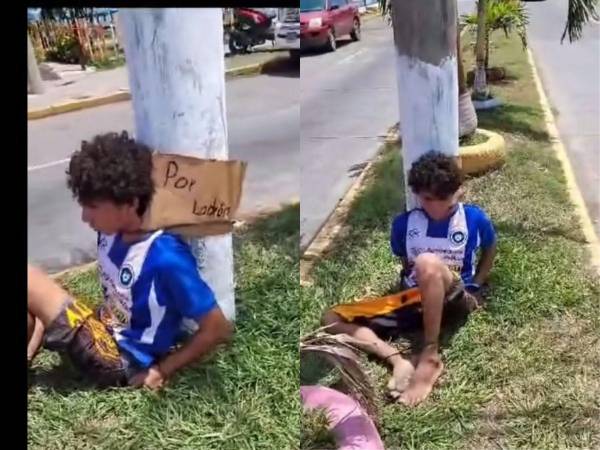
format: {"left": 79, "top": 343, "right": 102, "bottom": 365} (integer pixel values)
{"left": 28, "top": 131, "right": 232, "bottom": 389}
{"left": 322, "top": 151, "right": 497, "bottom": 406}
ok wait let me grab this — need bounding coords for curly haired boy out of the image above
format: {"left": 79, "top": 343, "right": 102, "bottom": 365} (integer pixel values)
{"left": 322, "top": 151, "right": 497, "bottom": 406}
{"left": 28, "top": 131, "right": 232, "bottom": 389}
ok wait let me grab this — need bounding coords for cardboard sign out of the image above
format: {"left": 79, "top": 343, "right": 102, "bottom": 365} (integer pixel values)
{"left": 141, "top": 153, "right": 247, "bottom": 236}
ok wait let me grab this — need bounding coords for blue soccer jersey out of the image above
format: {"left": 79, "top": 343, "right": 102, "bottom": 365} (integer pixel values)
{"left": 390, "top": 203, "right": 496, "bottom": 286}
{"left": 96, "top": 230, "right": 217, "bottom": 368}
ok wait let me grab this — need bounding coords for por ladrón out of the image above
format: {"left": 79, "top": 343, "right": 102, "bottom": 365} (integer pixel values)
{"left": 162, "top": 160, "right": 231, "bottom": 218}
